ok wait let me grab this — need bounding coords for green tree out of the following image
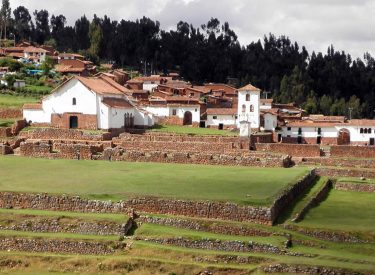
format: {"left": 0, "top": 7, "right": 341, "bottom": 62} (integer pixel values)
{"left": 0, "top": 0, "right": 11, "bottom": 40}
{"left": 41, "top": 56, "right": 55, "bottom": 75}
{"left": 89, "top": 21, "right": 103, "bottom": 62}
{"left": 330, "top": 98, "right": 346, "bottom": 116}
{"left": 13, "top": 6, "right": 32, "bottom": 42}
{"left": 347, "top": 95, "right": 362, "bottom": 119}
{"left": 303, "top": 91, "right": 318, "bottom": 114}
{"left": 319, "top": 95, "right": 333, "bottom": 115}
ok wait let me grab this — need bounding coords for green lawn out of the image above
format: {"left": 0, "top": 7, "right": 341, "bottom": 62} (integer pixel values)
{"left": 0, "top": 156, "right": 309, "bottom": 205}
{"left": 23, "top": 85, "right": 53, "bottom": 95}
{"left": 150, "top": 124, "right": 238, "bottom": 136}
{"left": 0, "top": 94, "right": 40, "bottom": 109}
{"left": 298, "top": 190, "right": 375, "bottom": 234}
{"left": 0, "top": 118, "right": 15, "bottom": 127}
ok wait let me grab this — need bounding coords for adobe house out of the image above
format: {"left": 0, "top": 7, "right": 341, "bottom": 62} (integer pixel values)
{"left": 23, "top": 75, "right": 154, "bottom": 130}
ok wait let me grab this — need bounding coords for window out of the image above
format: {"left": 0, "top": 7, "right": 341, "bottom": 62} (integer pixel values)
{"left": 250, "top": 105, "right": 254, "bottom": 112}
{"left": 246, "top": 94, "right": 250, "bottom": 101}
{"left": 72, "top": 98, "right": 76, "bottom": 105}
{"left": 298, "top": 128, "right": 302, "bottom": 135}
{"left": 287, "top": 127, "right": 291, "bottom": 131}
{"left": 242, "top": 104, "right": 246, "bottom": 113}
{"left": 364, "top": 128, "right": 368, "bottom": 134}
{"left": 360, "top": 128, "right": 364, "bottom": 134}
{"left": 317, "top": 128, "right": 322, "bottom": 135}
{"left": 195, "top": 109, "right": 198, "bottom": 112}
{"left": 190, "top": 93, "right": 195, "bottom": 96}
{"left": 172, "top": 109, "right": 177, "bottom": 116}
{"left": 369, "top": 129, "right": 372, "bottom": 134}
{"left": 213, "top": 116, "right": 217, "bottom": 119}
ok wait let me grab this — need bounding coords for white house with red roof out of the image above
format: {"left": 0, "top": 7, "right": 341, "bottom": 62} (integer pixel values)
{"left": 23, "top": 76, "right": 154, "bottom": 130}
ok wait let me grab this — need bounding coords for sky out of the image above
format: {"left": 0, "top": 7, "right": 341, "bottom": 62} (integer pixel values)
{"left": 11, "top": 0, "right": 375, "bottom": 59}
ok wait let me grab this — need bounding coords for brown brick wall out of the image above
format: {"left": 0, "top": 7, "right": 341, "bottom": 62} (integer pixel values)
{"left": 255, "top": 143, "right": 322, "bottom": 157}
{"left": 19, "top": 128, "right": 111, "bottom": 141}
{"left": 330, "top": 145, "right": 375, "bottom": 158}
{"left": 0, "top": 127, "right": 11, "bottom": 137}
{"left": 282, "top": 137, "right": 337, "bottom": 145}
{"left": 51, "top": 113, "right": 97, "bottom": 130}
{"left": 0, "top": 109, "right": 22, "bottom": 119}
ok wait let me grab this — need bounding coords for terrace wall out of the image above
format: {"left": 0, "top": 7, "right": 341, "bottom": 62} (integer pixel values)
{"left": 0, "top": 109, "right": 22, "bottom": 119}
{"left": 101, "top": 147, "right": 292, "bottom": 168}
{"left": 0, "top": 127, "right": 11, "bottom": 137}
{"left": 297, "top": 157, "right": 375, "bottom": 169}
{"left": 255, "top": 143, "right": 322, "bottom": 157}
{"left": 330, "top": 145, "right": 375, "bottom": 158}
{"left": 19, "top": 128, "right": 111, "bottom": 141}
{"left": 334, "top": 182, "right": 375, "bottom": 193}
{"left": 316, "top": 168, "right": 375, "bottom": 179}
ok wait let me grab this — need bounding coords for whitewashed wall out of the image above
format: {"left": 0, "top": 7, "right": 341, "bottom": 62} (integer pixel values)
{"left": 207, "top": 115, "right": 236, "bottom": 126}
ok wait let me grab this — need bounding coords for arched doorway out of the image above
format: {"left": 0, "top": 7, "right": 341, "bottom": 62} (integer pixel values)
{"left": 69, "top": 116, "right": 78, "bottom": 129}
{"left": 338, "top": 129, "right": 350, "bottom": 145}
{"left": 183, "top": 111, "right": 193, "bottom": 125}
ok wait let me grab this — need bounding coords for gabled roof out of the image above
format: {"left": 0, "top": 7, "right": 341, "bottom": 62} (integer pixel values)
{"left": 207, "top": 108, "right": 237, "bottom": 115}
{"left": 238, "top": 83, "right": 261, "bottom": 92}
{"left": 76, "top": 76, "right": 129, "bottom": 95}
{"left": 23, "top": 46, "right": 47, "bottom": 53}
{"left": 23, "top": 103, "right": 43, "bottom": 110}
{"left": 102, "top": 97, "right": 133, "bottom": 109}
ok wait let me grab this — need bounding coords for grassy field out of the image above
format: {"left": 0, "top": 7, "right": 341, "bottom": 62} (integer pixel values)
{"left": 298, "top": 190, "right": 375, "bottom": 234}
{"left": 0, "top": 94, "right": 40, "bottom": 109}
{"left": 0, "top": 156, "right": 309, "bottom": 205}
{"left": 150, "top": 124, "right": 238, "bottom": 136}
{"left": 0, "top": 118, "right": 15, "bottom": 127}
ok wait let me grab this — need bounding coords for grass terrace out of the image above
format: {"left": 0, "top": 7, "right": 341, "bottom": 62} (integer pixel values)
{"left": 0, "top": 156, "right": 309, "bottom": 205}
{"left": 298, "top": 190, "right": 375, "bottom": 235}
{"left": 0, "top": 118, "right": 15, "bottom": 127}
{"left": 336, "top": 177, "right": 375, "bottom": 185}
{"left": 150, "top": 124, "right": 238, "bottom": 136}
{"left": 0, "top": 94, "right": 40, "bottom": 109}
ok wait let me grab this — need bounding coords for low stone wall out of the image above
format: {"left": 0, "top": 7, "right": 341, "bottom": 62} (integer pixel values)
{"left": 334, "top": 182, "right": 375, "bottom": 193}
{"left": 20, "top": 141, "right": 103, "bottom": 160}
{"left": 0, "top": 127, "right": 11, "bottom": 137}
{"left": 0, "top": 144, "right": 13, "bottom": 155}
{"left": 284, "top": 225, "right": 368, "bottom": 243}
{"left": 250, "top": 133, "right": 274, "bottom": 148}
{"left": 0, "top": 109, "right": 22, "bottom": 119}
{"left": 116, "top": 133, "right": 249, "bottom": 149}
{"left": 101, "top": 148, "right": 292, "bottom": 168}
{"left": 331, "top": 145, "right": 375, "bottom": 158}
{"left": 19, "top": 128, "right": 111, "bottom": 141}
{"left": 138, "top": 237, "right": 282, "bottom": 254}
{"left": 293, "top": 179, "right": 332, "bottom": 222}
{"left": 0, "top": 218, "right": 126, "bottom": 236}
{"left": 316, "top": 168, "right": 375, "bottom": 179}
{"left": 0, "top": 192, "right": 270, "bottom": 224}
{"left": 270, "top": 170, "right": 316, "bottom": 223}
{"left": 119, "top": 140, "right": 236, "bottom": 154}
{"left": 298, "top": 157, "right": 375, "bottom": 169}
{"left": 262, "top": 264, "right": 360, "bottom": 274}
{"left": 0, "top": 237, "right": 117, "bottom": 255}
{"left": 139, "top": 216, "right": 272, "bottom": 237}
{"left": 255, "top": 143, "right": 321, "bottom": 157}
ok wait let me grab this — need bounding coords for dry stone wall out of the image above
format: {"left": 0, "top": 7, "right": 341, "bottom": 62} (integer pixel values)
{"left": 316, "top": 168, "right": 375, "bottom": 179}
{"left": 19, "top": 128, "right": 111, "bottom": 141}
{"left": 101, "top": 147, "right": 292, "bottom": 168}
{"left": 298, "top": 157, "right": 375, "bottom": 169}
{"left": 0, "top": 109, "right": 22, "bottom": 119}
{"left": 255, "top": 143, "right": 322, "bottom": 157}
{"left": 334, "top": 182, "right": 375, "bottom": 193}
{"left": 0, "top": 218, "right": 127, "bottom": 236}
{"left": 0, "top": 237, "right": 117, "bottom": 255}
{"left": 331, "top": 145, "right": 375, "bottom": 158}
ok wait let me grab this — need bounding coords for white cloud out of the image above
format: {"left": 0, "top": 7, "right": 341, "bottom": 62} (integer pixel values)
{"left": 10, "top": 0, "right": 375, "bottom": 58}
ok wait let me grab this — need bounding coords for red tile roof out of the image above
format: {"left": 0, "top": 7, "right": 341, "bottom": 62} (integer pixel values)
{"left": 76, "top": 76, "right": 128, "bottom": 95}
{"left": 207, "top": 108, "right": 237, "bottom": 115}
{"left": 102, "top": 97, "right": 133, "bottom": 109}
{"left": 238, "top": 83, "right": 261, "bottom": 92}
{"left": 23, "top": 103, "right": 42, "bottom": 110}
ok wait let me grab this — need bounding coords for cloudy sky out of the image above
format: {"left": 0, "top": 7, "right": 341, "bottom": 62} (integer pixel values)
{"left": 11, "top": 0, "right": 375, "bottom": 59}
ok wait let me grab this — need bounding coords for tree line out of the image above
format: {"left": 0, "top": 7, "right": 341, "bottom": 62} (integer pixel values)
{"left": 2, "top": 1, "right": 375, "bottom": 118}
